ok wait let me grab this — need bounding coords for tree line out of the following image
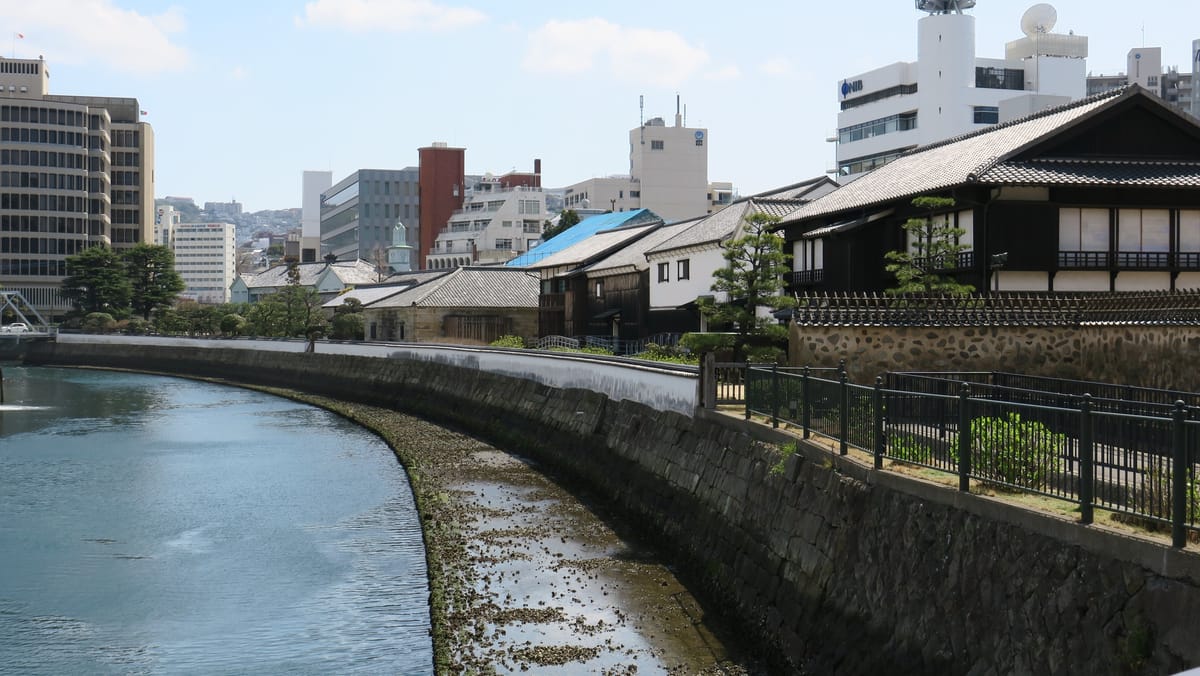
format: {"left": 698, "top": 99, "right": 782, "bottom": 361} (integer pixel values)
{"left": 60, "top": 245, "right": 363, "bottom": 339}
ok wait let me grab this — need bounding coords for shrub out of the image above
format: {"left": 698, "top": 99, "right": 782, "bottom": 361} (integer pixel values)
{"left": 890, "top": 433, "right": 936, "bottom": 465}
{"left": 631, "top": 342, "right": 697, "bottom": 365}
{"left": 770, "top": 441, "right": 799, "bottom": 476}
{"left": 329, "top": 312, "right": 364, "bottom": 340}
{"left": 969, "top": 412, "right": 1064, "bottom": 490}
{"left": 489, "top": 335, "right": 526, "bottom": 348}
{"left": 123, "top": 317, "right": 150, "bottom": 335}
{"left": 679, "top": 332, "right": 735, "bottom": 355}
{"left": 82, "top": 312, "right": 117, "bottom": 334}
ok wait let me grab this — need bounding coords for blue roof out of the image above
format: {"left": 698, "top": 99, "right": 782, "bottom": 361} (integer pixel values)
{"left": 506, "top": 209, "right": 660, "bottom": 267}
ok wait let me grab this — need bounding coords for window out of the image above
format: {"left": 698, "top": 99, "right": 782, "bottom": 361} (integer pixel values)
{"left": 494, "top": 238, "right": 512, "bottom": 249}
{"left": 973, "top": 106, "right": 999, "bottom": 124}
{"left": 651, "top": 140, "right": 664, "bottom": 150}
{"left": 975, "top": 67, "right": 1024, "bottom": 91}
{"left": 1181, "top": 211, "right": 1200, "bottom": 252}
{"left": 595, "top": 279, "right": 604, "bottom": 298}
{"left": 1059, "top": 208, "right": 1110, "bottom": 251}
{"left": 657, "top": 262, "right": 669, "bottom": 282}
{"left": 1118, "top": 209, "right": 1170, "bottom": 252}
{"left": 677, "top": 259, "right": 690, "bottom": 280}
{"left": 797, "top": 239, "right": 823, "bottom": 271}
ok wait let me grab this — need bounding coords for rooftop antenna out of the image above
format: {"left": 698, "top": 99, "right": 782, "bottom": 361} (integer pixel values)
{"left": 915, "top": 0, "right": 976, "bottom": 15}
{"left": 675, "top": 93, "right": 681, "bottom": 127}
{"left": 639, "top": 94, "right": 645, "bottom": 145}
{"left": 1020, "top": 3, "right": 1056, "bottom": 89}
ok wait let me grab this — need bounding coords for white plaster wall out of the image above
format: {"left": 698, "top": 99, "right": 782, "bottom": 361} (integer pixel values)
{"left": 996, "top": 271, "right": 1049, "bottom": 291}
{"left": 56, "top": 334, "right": 699, "bottom": 416}
{"left": 1177, "top": 271, "right": 1200, "bottom": 290}
{"left": 1114, "top": 271, "right": 1171, "bottom": 292}
{"left": 1054, "top": 271, "right": 1109, "bottom": 291}
{"left": 649, "top": 247, "right": 724, "bottom": 310}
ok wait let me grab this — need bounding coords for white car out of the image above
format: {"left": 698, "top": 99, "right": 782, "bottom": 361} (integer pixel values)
{"left": 1, "top": 322, "right": 29, "bottom": 333}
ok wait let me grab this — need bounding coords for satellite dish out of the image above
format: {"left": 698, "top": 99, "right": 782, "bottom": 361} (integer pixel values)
{"left": 1021, "top": 3, "right": 1057, "bottom": 36}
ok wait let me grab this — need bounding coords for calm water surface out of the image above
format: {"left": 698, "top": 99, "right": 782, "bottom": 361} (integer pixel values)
{"left": 0, "top": 366, "right": 433, "bottom": 675}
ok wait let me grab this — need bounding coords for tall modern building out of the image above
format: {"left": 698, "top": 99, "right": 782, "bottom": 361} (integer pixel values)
{"left": 172, "top": 222, "right": 235, "bottom": 304}
{"left": 319, "top": 168, "right": 420, "bottom": 265}
{"left": 561, "top": 100, "right": 730, "bottom": 222}
{"left": 418, "top": 143, "right": 466, "bottom": 270}
{"left": 831, "top": 2, "right": 1087, "bottom": 179}
{"left": 0, "top": 57, "right": 154, "bottom": 319}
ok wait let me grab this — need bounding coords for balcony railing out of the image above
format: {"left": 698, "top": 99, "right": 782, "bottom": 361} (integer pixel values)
{"left": 1059, "top": 251, "right": 1199, "bottom": 269}
{"left": 785, "top": 269, "right": 825, "bottom": 286}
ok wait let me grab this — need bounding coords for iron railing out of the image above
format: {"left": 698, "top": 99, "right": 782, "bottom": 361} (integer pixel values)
{"left": 720, "top": 362, "right": 1198, "bottom": 548}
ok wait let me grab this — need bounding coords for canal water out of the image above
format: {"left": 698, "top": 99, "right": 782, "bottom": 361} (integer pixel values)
{"left": 0, "top": 366, "right": 433, "bottom": 674}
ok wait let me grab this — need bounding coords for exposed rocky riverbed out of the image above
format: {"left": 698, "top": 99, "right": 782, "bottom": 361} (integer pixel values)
{"left": 292, "top": 393, "right": 761, "bottom": 674}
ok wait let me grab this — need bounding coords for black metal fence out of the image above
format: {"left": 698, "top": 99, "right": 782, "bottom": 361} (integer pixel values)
{"left": 734, "top": 363, "right": 1199, "bottom": 548}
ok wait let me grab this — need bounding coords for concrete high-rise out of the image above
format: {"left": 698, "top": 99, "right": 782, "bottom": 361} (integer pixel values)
{"left": 319, "top": 168, "right": 420, "bottom": 265}
{"left": 301, "top": 170, "right": 332, "bottom": 262}
{"left": 0, "top": 57, "right": 154, "bottom": 320}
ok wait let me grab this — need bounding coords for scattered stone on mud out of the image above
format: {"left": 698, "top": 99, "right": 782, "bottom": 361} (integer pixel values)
{"left": 269, "top": 391, "right": 760, "bottom": 674}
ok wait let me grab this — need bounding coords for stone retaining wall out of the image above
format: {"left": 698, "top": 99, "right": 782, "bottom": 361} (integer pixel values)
{"left": 791, "top": 323, "right": 1200, "bottom": 390}
{"left": 24, "top": 341, "right": 1200, "bottom": 674}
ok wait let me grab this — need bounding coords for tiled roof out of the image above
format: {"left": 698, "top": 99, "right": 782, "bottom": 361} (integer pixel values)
{"left": 239, "top": 259, "right": 381, "bottom": 290}
{"left": 782, "top": 87, "right": 1137, "bottom": 223}
{"left": 506, "top": 209, "right": 660, "bottom": 267}
{"left": 980, "top": 159, "right": 1200, "bottom": 186}
{"left": 749, "top": 176, "right": 838, "bottom": 200}
{"left": 583, "top": 218, "right": 698, "bottom": 276}
{"left": 647, "top": 198, "right": 807, "bottom": 255}
{"left": 322, "top": 284, "right": 414, "bottom": 308}
{"left": 367, "top": 266, "right": 539, "bottom": 309}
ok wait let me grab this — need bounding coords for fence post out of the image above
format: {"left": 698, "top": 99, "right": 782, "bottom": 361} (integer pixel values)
{"left": 839, "top": 363, "right": 849, "bottom": 456}
{"left": 802, "top": 366, "right": 811, "bottom": 439}
{"left": 771, "top": 363, "right": 780, "bottom": 429}
{"left": 744, "top": 362, "right": 752, "bottom": 421}
{"left": 874, "top": 376, "right": 885, "bottom": 469}
{"left": 1172, "top": 400, "right": 1188, "bottom": 549}
{"left": 1079, "top": 394, "right": 1094, "bottom": 526}
{"left": 702, "top": 352, "right": 716, "bottom": 410}
{"left": 958, "top": 382, "right": 971, "bottom": 492}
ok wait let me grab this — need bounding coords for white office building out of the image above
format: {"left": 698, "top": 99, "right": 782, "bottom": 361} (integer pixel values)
{"left": 426, "top": 176, "right": 546, "bottom": 269}
{"left": 1087, "top": 45, "right": 1199, "bottom": 120}
{"left": 833, "top": 1, "right": 1088, "bottom": 179}
{"left": 561, "top": 100, "right": 732, "bottom": 222}
{"left": 173, "top": 222, "right": 236, "bottom": 304}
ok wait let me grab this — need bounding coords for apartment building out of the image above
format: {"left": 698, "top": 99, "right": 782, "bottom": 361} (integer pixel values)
{"left": 1087, "top": 45, "right": 1200, "bottom": 119}
{"left": 173, "top": 222, "right": 235, "bottom": 304}
{"left": 0, "top": 57, "right": 154, "bottom": 320}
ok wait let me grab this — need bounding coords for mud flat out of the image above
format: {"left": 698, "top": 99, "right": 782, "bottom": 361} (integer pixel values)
{"left": 306, "top": 395, "right": 759, "bottom": 674}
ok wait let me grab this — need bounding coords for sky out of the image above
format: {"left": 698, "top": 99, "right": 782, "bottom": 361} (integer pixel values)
{"left": 2, "top": 0, "right": 1198, "bottom": 212}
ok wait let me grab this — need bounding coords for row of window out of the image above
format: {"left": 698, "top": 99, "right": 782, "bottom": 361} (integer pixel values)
{"left": 0, "top": 127, "right": 86, "bottom": 147}
{"left": 838, "top": 148, "right": 912, "bottom": 176}
{"left": 111, "top": 170, "right": 140, "bottom": 186}
{"left": 1059, "top": 208, "right": 1200, "bottom": 253}
{"left": 1, "top": 148, "right": 88, "bottom": 169}
{"left": 840, "top": 83, "right": 918, "bottom": 111}
{"left": 0, "top": 258, "right": 68, "bottom": 276}
{"left": 0, "top": 106, "right": 86, "bottom": 127}
{"left": 0, "top": 214, "right": 88, "bottom": 233}
{"left": 975, "top": 67, "right": 1024, "bottom": 91}
{"left": 0, "top": 236, "right": 87, "bottom": 255}
{"left": 0, "top": 193, "right": 88, "bottom": 212}
{"left": 518, "top": 199, "right": 540, "bottom": 215}
{"left": 973, "top": 106, "right": 999, "bottom": 125}
{"left": 111, "top": 151, "right": 140, "bottom": 167}
{"left": 0, "top": 171, "right": 85, "bottom": 191}
{"left": 838, "top": 112, "right": 917, "bottom": 145}
{"left": 656, "top": 259, "right": 690, "bottom": 282}
{"left": 110, "top": 130, "right": 141, "bottom": 148}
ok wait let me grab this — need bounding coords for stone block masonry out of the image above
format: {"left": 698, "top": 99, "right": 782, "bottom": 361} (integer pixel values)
{"left": 25, "top": 339, "right": 1200, "bottom": 674}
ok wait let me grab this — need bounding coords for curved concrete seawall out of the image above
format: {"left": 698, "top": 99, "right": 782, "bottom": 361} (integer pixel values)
{"left": 24, "top": 336, "right": 1200, "bottom": 674}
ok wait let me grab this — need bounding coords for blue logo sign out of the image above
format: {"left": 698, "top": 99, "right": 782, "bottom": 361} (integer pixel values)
{"left": 695, "top": 130, "right": 704, "bottom": 140}
{"left": 840, "top": 79, "right": 864, "bottom": 98}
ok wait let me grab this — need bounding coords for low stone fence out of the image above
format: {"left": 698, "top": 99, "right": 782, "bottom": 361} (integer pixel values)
{"left": 24, "top": 337, "right": 1200, "bottom": 675}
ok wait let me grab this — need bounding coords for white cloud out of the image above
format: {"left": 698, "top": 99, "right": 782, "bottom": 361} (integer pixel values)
{"left": 759, "top": 57, "right": 794, "bottom": 77}
{"left": 298, "top": 0, "right": 486, "bottom": 32}
{"left": 705, "top": 65, "right": 742, "bottom": 81}
{"left": 0, "top": 0, "right": 188, "bottom": 74}
{"left": 523, "top": 19, "right": 709, "bottom": 88}
{"left": 230, "top": 65, "right": 248, "bottom": 81}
